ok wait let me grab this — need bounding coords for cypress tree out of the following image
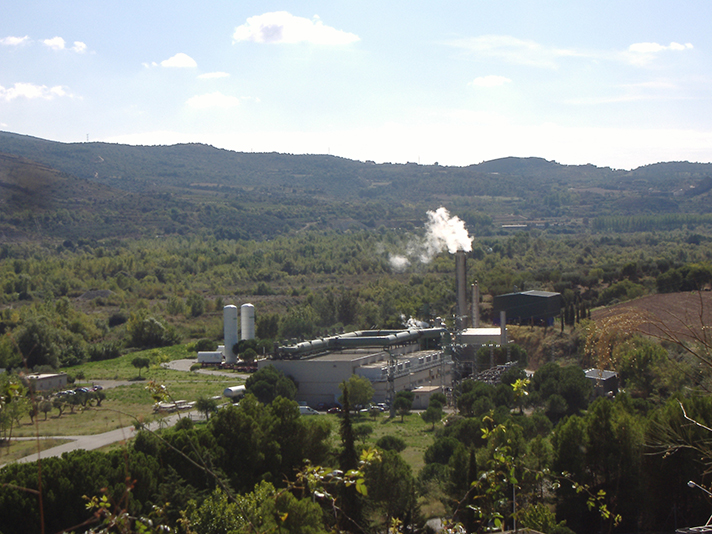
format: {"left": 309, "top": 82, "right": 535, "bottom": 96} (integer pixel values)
{"left": 338, "top": 386, "right": 362, "bottom": 531}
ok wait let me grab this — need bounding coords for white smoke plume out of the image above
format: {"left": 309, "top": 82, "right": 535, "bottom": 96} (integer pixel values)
{"left": 387, "top": 207, "right": 473, "bottom": 270}
{"left": 389, "top": 254, "right": 410, "bottom": 272}
{"left": 418, "top": 207, "right": 473, "bottom": 261}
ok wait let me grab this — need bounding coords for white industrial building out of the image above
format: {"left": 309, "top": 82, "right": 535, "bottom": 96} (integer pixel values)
{"left": 260, "top": 328, "right": 452, "bottom": 407}
{"left": 24, "top": 373, "right": 68, "bottom": 392}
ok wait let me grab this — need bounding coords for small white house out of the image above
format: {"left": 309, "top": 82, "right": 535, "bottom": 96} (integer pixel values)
{"left": 24, "top": 373, "right": 68, "bottom": 392}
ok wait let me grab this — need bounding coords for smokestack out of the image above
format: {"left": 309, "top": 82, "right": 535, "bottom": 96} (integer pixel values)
{"left": 224, "top": 305, "right": 239, "bottom": 364}
{"left": 472, "top": 281, "right": 480, "bottom": 328}
{"left": 456, "top": 250, "right": 467, "bottom": 330}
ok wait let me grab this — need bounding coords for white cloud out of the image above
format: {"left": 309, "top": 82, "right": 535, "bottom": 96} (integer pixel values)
{"left": 233, "top": 11, "right": 359, "bottom": 45}
{"left": 186, "top": 92, "right": 241, "bottom": 109}
{"left": 449, "top": 35, "right": 694, "bottom": 70}
{"left": 446, "top": 35, "right": 583, "bottom": 68}
{"left": 468, "top": 75, "right": 511, "bottom": 88}
{"left": 629, "top": 41, "right": 693, "bottom": 54}
{"left": 0, "top": 82, "right": 71, "bottom": 101}
{"left": 42, "top": 36, "right": 66, "bottom": 50}
{"left": 161, "top": 53, "right": 197, "bottom": 68}
{"left": 565, "top": 80, "right": 680, "bottom": 105}
{"left": 625, "top": 41, "right": 693, "bottom": 66}
{"left": 198, "top": 71, "right": 230, "bottom": 79}
{"left": 1, "top": 35, "right": 30, "bottom": 46}
{"left": 40, "top": 36, "right": 87, "bottom": 53}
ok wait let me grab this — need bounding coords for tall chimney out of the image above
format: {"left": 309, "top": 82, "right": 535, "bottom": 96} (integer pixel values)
{"left": 500, "top": 310, "right": 508, "bottom": 347}
{"left": 472, "top": 281, "right": 480, "bottom": 328}
{"left": 456, "top": 250, "right": 467, "bottom": 330}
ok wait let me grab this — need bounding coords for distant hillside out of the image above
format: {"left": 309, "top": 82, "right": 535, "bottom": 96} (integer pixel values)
{"left": 0, "top": 152, "right": 328, "bottom": 242}
{"left": 1, "top": 131, "right": 711, "bottom": 242}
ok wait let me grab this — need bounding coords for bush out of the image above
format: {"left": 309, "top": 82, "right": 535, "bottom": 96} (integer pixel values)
{"left": 376, "top": 435, "right": 407, "bottom": 453}
{"left": 88, "top": 342, "right": 122, "bottom": 362}
{"left": 127, "top": 311, "right": 180, "bottom": 348}
{"left": 108, "top": 312, "right": 128, "bottom": 328}
{"left": 193, "top": 338, "right": 218, "bottom": 352}
{"left": 424, "top": 436, "right": 461, "bottom": 465}
{"left": 174, "top": 417, "right": 194, "bottom": 431}
{"left": 353, "top": 424, "right": 373, "bottom": 443}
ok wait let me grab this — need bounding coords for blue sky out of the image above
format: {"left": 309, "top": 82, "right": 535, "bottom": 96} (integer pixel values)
{"left": 1, "top": 1, "right": 710, "bottom": 169}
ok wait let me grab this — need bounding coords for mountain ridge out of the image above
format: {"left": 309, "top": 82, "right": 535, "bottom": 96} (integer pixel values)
{"left": 1, "top": 130, "right": 711, "bottom": 243}
{"left": 2, "top": 130, "right": 709, "bottom": 197}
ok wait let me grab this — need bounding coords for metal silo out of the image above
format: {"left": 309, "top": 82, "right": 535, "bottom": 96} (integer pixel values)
{"left": 223, "top": 305, "right": 239, "bottom": 364}
{"left": 241, "top": 303, "right": 255, "bottom": 341}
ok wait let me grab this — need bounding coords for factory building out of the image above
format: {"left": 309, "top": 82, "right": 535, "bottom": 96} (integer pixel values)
{"left": 493, "top": 290, "right": 562, "bottom": 326}
{"left": 261, "top": 328, "right": 452, "bottom": 407}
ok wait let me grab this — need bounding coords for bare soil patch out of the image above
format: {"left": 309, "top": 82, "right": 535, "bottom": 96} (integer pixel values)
{"left": 591, "top": 291, "right": 712, "bottom": 342}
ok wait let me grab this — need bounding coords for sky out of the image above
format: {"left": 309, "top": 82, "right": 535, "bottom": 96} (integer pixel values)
{"left": 1, "top": 1, "right": 711, "bottom": 170}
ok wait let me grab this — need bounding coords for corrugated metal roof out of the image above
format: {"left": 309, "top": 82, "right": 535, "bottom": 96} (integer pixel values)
{"left": 585, "top": 369, "right": 618, "bottom": 380}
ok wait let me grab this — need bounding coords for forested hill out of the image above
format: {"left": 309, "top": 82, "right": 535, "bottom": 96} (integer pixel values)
{"left": 2, "top": 130, "right": 712, "bottom": 242}
{"left": 2, "top": 130, "right": 711, "bottom": 201}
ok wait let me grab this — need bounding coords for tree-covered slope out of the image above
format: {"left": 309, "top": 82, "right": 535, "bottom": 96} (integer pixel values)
{"left": 5, "top": 130, "right": 706, "bottom": 201}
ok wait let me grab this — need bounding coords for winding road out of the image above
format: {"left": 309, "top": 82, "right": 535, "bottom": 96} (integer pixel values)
{"left": 2, "top": 412, "right": 204, "bottom": 468}
{"left": 1, "top": 359, "right": 246, "bottom": 469}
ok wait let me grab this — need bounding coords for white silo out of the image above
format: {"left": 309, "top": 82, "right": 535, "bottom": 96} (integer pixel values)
{"left": 223, "top": 305, "right": 239, "bottom": 364}
{"left": 241, "top": 303, "right": 255, "bottom": 341}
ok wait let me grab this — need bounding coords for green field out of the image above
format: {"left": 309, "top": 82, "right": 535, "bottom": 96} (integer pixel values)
{"left": 0, "top": 438, "right": 72, "bottom": 465}
{"left": 11, "top": 345, "right": 244, "bottom": 438}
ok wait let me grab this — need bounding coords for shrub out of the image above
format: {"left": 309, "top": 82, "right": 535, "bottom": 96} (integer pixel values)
{"left": 88, "top": 342, "right": 122, "bottom": 362}
{"left": 108, "top": 312, "right": 128, "bottom": 328}
{"left": 193, "top": 338, "right": 218, "bottom": 352}
{"left": 127, "top": 311, "right": 180, "bottom": 348}
{"left": 376, "top": 435, "right": 407, "bottom": 453}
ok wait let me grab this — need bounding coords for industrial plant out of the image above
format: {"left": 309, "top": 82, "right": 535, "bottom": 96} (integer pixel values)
{"left": 202, "top": 248, "right": 563, "bottom": 409}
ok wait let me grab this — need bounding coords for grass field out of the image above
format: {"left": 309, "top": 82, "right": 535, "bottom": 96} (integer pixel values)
{"left": 10, "top": 345, "right": 443, "bottom": 488}
{"left": 12, "top": 345, "right": 243, "bottom": 437}
{"left": 0, "top": 438, "right": 72, "bottom": 464}
{"left": 68, "top": 345, "right": 196, "bottom": 381}
{"left": 328, "top": 410, "right": 440, "bottom": 475}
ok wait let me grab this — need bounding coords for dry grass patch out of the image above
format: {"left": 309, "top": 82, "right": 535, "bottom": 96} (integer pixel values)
{"left": 0, "top": 438, "right": 72, "bottom": 465}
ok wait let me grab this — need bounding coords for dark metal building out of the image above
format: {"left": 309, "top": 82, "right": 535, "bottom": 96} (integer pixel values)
{"left": 493, "top": 290, "right": 563, "bottom": 325}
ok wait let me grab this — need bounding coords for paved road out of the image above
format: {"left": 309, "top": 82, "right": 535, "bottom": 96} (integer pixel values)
{"left": 3, "top": 412, "right": 202, "bottom": 468}
{"left": 0, "top": 359, "right": 244, "bottom": 469}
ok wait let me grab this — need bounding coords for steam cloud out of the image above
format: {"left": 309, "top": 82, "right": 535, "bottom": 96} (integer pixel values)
{"left": 388, "top": 207, "right": 473, "bottom": 272}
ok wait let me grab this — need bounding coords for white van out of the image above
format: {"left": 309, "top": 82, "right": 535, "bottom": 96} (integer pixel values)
{"left": 299, "top": 405, "right": 320, "bottom": 416}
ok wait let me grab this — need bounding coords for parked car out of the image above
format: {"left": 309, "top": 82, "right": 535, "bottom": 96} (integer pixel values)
{"left": 327, "top": 406, "right": 342, "bottom": 414}
{"left": 299, "top": 406, "right": 320, "bottom": 416}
